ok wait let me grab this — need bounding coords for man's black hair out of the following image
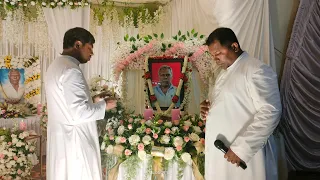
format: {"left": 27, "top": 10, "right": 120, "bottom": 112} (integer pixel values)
{"left": 205, "top": 27, "right": 240, "bottom": 49}
{"left": 63, "top": 27, "right": 95, "bottom": 49}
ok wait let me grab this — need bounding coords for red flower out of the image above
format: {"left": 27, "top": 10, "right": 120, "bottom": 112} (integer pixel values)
{"left": 144, "top": 72, "right": 151, "bottom": 79}
{"left": 172, "top": 95, "right": 179, "bottom": 103}
{"left": 150, "top": 95, "right": 157, "bottom": 102}
{"left": 180, "top": 74, "right": 188, "bottom": 82}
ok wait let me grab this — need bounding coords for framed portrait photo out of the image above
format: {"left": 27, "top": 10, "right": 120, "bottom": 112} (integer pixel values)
{"left": 147, "top": 57, "right": 185, "bottom": 111}
{"left": 0, "top": 68, "right": 25, "bottom": 103}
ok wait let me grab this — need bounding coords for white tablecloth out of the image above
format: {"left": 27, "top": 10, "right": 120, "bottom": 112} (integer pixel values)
{"left": 116, "top": 158, "right": 195, "bottom": 180}
{"left": 0, "top": 115, "right": 45, "bottom": 155}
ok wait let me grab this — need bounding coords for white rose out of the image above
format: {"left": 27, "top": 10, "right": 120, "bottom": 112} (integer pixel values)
{"left": 22, "top": 131, "right": 29, "bottom": 138}
{"left": 171, "top": 127, "right": 179, "bottom": 134}
{"left": 164, "top": 122, "right": 172, "bottom": 127}
{"left": 69, "top": 2, "right": 73, "bottom": 5}
{"left": 106, "top": 145, "right": 114, "bottom": 154}
{"left": 138, "top": 150, "right": 147, "bottom": 161}
{"left": 142, "top": 135, "right": 151, "bottom": 145}
{"left": 184, "top": 121, "right": 192, "bottom": 126}
{"left": 145, "top": 120, "right": 153, "bottom": 126}
{"left": 41, "top": 2, "right": 46, "bottom": 6}
{"left": 173, "top": 137, "right": 183, "bottom": 147}
{"left": 0, "top": 136, "right": 5, "bottom": 141}
{"left": 189, "top": 133, "right": 200, "bottom": 142}
{"left": 27, "top": 153, "right": 39, "bottom": 165}
{"left": 12, "top": 138, "right": 18, "bottom": 144}
{"left": 115, "top": 137, "right": 121, "bottom": 144}
{"left": 181, "top": 152, "right": 191, "bottom": 163}
{"left": 160, "top": 135, "right": 170, "bottom": 144}
{"left": 11, "top": 134, "right": 17, "bottom": 138}
{"left": 164, "top": 147, "right": 175, "bottom": 160}
{"left": 101, "top": 142, "right": 106, "bottom": 150}
{"left": 128, "top": 135, "right": 140, "bottom": 145}
{"left": 16, "top": 141, "right": 24, "bottom": 147}
{"left": 193, "top": 126, "right": 202, "bottom": 134}
{"left": 30, "top": 1, "right": 35, "bottom": 5}
{"left": 117, "top": 126, "right": 125, "bottom": 135}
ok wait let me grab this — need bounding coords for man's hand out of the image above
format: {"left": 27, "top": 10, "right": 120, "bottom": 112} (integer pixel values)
{"left": 93, "top": 92, "right": 113, "bottom": 103}
{"left": 200, "top": 100, "right": 211, "bottom": 119}
{"left": 105, "top": 97, "right": 117, "bottom": 111}
{"left": 224, "top": 149, "right": 241, "bottom": 167}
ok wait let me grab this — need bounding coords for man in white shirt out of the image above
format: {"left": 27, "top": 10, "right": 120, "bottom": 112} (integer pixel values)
{"left": 1, "top": 69, "right": 24, "bottom": 103}
{"left": 45, "top": 27, "right": 117, "bottom": 180}
{"left": 201, "top": 27, "right": 281, "bottom": 180}
{"left": 153, "top": 65, "right": 180, "bottom": 107}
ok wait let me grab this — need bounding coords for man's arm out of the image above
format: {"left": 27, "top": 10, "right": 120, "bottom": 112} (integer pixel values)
{"left": 62, "top": 68, "right": 106, "bottom": 124}
{"left": 229, "top": 64, "right": 282, "bottom": 163}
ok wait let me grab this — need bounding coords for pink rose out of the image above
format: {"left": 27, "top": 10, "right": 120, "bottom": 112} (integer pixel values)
{"left": 125, "top": 149, "right": 132, "bottom": 156}
{"left": 128, "top": 124, "right": 133, "bottom": 130}
{"left": 198, "top": 121, "right": 203, "bottom": 127}
{"left": 119, "top": 120, "right": 124, "bottom": 125}
{"left": 176, "top": 146, "right": 182, "bottom": 151}
{"left": 1, "top": 109, "right": 6, "bottom": 114}
{"left": 184, "top": 136, "right": 190, "bottom": 142}
{"left": 138, "top": 143, "right": 145, "bottom": 151}
{"left": 164, "top": 128, "right": 171, "bottom": 134}
{"left": 19, "top": 121, "right": 27, "bottom": 131}
{"left": 157, "top": 120, "right": 163, "bottom": 124}
{"left": 200, "top": 138, "right": 205, "bottom": 145}
{"left": 120, "top": 137, "right": 126, "bottom": 143}
{"left": 153, "top": 133, "right": 158, "bottom": 139}
{"left": 14, "top": 156, "right": 18, "bottom": 161}
{"left": 8, "top": 142, "right": 12, "bottom": 146}
{"left": 109, "top": 135, "right": 114, "bottom": 140}
{"left": 173, "top": 119, "right": 180, "bottom": 126}
{"left": 0, "top": 153, "right": 4, "bottom": 159}
{"left": 146, "top": 128, "right": 152, "bottom": 134}
{"left": 128, "top": 118, "right": 134, "bottom": 123}
{"left": 17, "top": 169, "right": 22, "bottom": 175}
{"left": 140, "top": 119, "right": 146, "bottom": 125}
{"left": 183, "top": 125, "right": 189, "bottom": 132}
{"left": 108, "top": 128, "right": 114, "bottom": 135}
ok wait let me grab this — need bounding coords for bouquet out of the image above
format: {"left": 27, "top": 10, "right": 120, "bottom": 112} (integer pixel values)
{"left": 0, "top": 103, "right": 36, "bottom": 119}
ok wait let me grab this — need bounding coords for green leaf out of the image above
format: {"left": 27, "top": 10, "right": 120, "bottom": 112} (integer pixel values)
{"left": 160, "top": 33, "right": 164, "bottom": 39}
{"left": 193, "top": 32, "right": 198, "bottom": 38}
{"left": 162, "top": 43, "right": 166, "bottom": 49}
{"left": 182, "top": 35, "right": 186, "bottom": 40}
{"left": 148, "top": 35, "right": 153, "bottom": 39}
{"left": 124, "top": 34, "right": 129, "bottom": 41}
{"left": 179, "top": 37, "right": 184, "bottom": 41}
{"left": 187, "top": 31, "right": 190, "bottom": 37}
{"left": 153, "top": 33, "right": 158, "bottom": 38}
{"left": 130, "top": 37, "right": 136, "bottom": 42}
{"left": 144, "top": 40, "right": 150, "bottom": 43}
{"left": 137, "top": 34, "right": 140, "bottom": 39}
{"left": 132, "top": 44, "right": 136, "bottom": 50}
{"left": 178, "top": 30, "right": 181, "bottom": 36}
{"left": 191, "top": 29, "right": 195, "bottom": 34}
{"left": 161, "top": 48, "right": 166, "bottom": 52}
{"left": 200, "top": 35, "right": 205, "bottom": 39}
{"left": 168, "top": 44, "right": 172, "bottom": 48}
{"left": 173, "top": 35, "right": 178, "bottom": 40}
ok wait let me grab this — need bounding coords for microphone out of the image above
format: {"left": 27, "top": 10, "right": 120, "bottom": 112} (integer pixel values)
{"left": 214, "top": 140, "right": 247, "bottom": 170}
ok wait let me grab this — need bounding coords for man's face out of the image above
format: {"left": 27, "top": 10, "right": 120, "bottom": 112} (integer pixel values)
{"left": 208, "top": 40, "right": 235, "bottom": 69}
{"left": 159, "top": 68, "right": 172, "bottom": 87}
{"left": 78, "top": 43, "right": 94, "bottom": 64}
{"left": 9, "top": 71, "right": 20, "bottom": 85}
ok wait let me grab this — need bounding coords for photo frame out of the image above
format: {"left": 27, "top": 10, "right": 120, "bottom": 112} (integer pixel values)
{"left": 0, "top": 68, "right": 25, "bottom": 103}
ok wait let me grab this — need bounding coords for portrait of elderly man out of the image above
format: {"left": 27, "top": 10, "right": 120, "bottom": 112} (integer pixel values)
{"left": 153, "top": 65, "right": 180, "bottom": 107}
{"left": 1, "top": 69, "right": 25, "bottom": 103}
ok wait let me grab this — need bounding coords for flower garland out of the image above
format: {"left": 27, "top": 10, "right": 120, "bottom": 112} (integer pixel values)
{"left": 0, "top": 102, "right": 36, "bottom": 119}
{"left": 143, "top": 55, "right": 192, "bottom": 114}
{"left": 1, "top": 0, "right": 89, "bottom": 10}
{"left": 0, "top": 127, "right": 39, "bottom": 179}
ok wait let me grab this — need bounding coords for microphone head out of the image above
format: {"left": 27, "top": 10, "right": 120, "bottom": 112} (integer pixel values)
{"left": 214, "top": 140, "right": 224, "bottom": 149}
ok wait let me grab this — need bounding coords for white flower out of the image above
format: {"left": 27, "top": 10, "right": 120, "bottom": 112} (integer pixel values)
{"left": 69, "top": 2, "right": 73, "bottom": 5}
{"left": 41, "top": 2, "right": 46, "bottom": 6}
{"left": 101, "top": 142, "right": 106, "bottom": 150}
{"left": 0, "top": 136, "right": 5, "bottom": 141}
{"left": 142, "top": 135, "right": 151, "bottom": 145}
{"left": 138, "top": 150, "right": 147, "bottom": 161}
{"left": 115, "top": 137, "right": 121, "bottom": 144}
{"left": 164, "top": 147, "right": 175, "bottom": 160}
{"left": 12, "top": 138, "right": 18, "bottom": 144}
{"left": 173, "top": 137, "right": 183, "bottom": 147}
{"left": 117, "top": 126, "right": 125, "bottom": 135}
{"left": 16, "top": 141, "right": 24, "bottom": 147}
{"left": 164, "top": 122, "right": 172, "bottom": 127}
{"left": 30, "top": 1, "right": 35, "bottom": 5}
{"left": 27, "top": 153, "right": 38, "bottom": 165}
{"left": 181, "top": 152, "right": 191, "bottom": 163}
{"left": 189, "top": 133, "right": 200, "bottom": 142}
{"left": 171, "top": 127, "right": 179, "bottom": 134}
{"left": 145, "top": 120, "right": 153, "bottom": 126}
{"left": 128, "top": 135, "right": 140, "bottom": 145}
{"left": 160, "top": 135, "right": 170, "bottom": 144}
{"left": 57, "top": 2, "right": 63, "bottom": 6}
{"left": 29, "top": 146, "right": 35, "bottom": 152}
{"left": 50, "top": 2, "right": 55, "bottom": 5}
{"left": 184, "top": 121, "right": 192, "bottom": 126}
{"left": 193, "top": 126, "right": 202, "bottom": 134}
{"left": 106, "top": 145, "right": 114, "bottom": 154}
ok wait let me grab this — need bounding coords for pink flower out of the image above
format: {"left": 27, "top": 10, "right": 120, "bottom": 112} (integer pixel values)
{"left": 109, "top": 135, "right": 114, "bottom": 140}
{"left": 17, "top": 169, "right": 22, "bottom": 175}
{"left": 13, "top": 156, "right": 18, "bottom": 161}
{"left": 146, "top": 128, "right": 152, "bottom": 134}
{"left": 198, "top": 121, "right": 203, "bottom": 127}
{"left": 173, "top": 119, "right": 180, "bottom": 126}
{"left": 128, "top": 124, "right": 133, "bottom": 130}
{"left": 125, "top": 149, "right": 132, "bottom": 156}
{"left": 183, "top": 125, "right": 189, "bottom": 132}
{"left": 19, "top": 121, "right": 27, "bottom": 131}
{"left": 0, "top": 153, "right": 4, "bottom": 159}
{"left": 176, "top": 146, "right": 182, "bottom": 151}
{"left": 164, "top": 128, "right": 171, "bottom": 134}
{"left": 157, "top": 120, "right": 163, "bottom": 124}
{"left": 184, "top": 136, "right": 190, "bottom": 142}
{"left": 119, "top": 120, "right": 124, "bottom": 125}
{"left": 140, "top": 119, "right": 146, "bottom": 125}
{"left": 108, "top": 128, "right": 114, "bottom": 135}
{"left": 7, "top": 142, "right": 12, "bottom": 146}
{"left": 153, "top": 133, "right": 158, "bottom": 139}
{"left": 120, "top": 137, "right": 126, "bottom": 143}
{"left": 200, "top": 138, "right": 205, "bottom": 145}
{"left": 138, "top": 143, "right": 145, "bottom": 151}
{"left": 1, "top": 109, "right": 6, "bottom": 114}
{"left": 128, "top": 118, "right": 134, "bottom": 123}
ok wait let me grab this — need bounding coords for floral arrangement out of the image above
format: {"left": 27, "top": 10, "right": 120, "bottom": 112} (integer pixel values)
{"left": 0, "top": 102, "right": 37, "bottom": 119}
{"left": 143, "top": 55, "right": 192, "bottom": 114}
{"left": 39, "top": 105, "right": 47, "bottom": 133}
{"left": 101, "top": 113, "right": 205, "bottom": 179}
{"left": 0, "top": 127, "right": 39, "bottom": 179}
{"left": 0, "top": 55, "right": 41, "bottom": 106}
{"left": 1, "top": 0, "right": 89, "bottom": 10}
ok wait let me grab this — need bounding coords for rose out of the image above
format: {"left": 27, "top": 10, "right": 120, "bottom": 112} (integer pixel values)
{"left": 160, "top": 135, "right": 170, "bottom": 144}
{"left": 157, "top": 119, "right": 163, "bottom": 124}
{"left": 164, "top": 147, "right": 175, "bottom": 160}
{"left": 172, "top": 119, "right": 180, "bottom": 126}
{"left": 0, "top": 153, "right": 4, "bottom": 159}
{"left": 198, "top": 121, "right": 203, "bottom": 127}
{"left": 117, "top": 126, "right": 125, "bottom": 135}
{"left": 146, "top": 128, "right": 152, "bottom": 134}
{"left": 128, "top": 135, "right": 140, "bottom": 145}
{"left": 172, "top": 95, "right": 179, "bottom": 103}
{"left": 164, "top": 122, "right": 172, "bottom": 127}
{"left": 183, "top": 125, "right": 189, "bottom": 132}
{"left": 120, "top": 137, "right": 127, "bottom": 143}
{"left": 184, "top": 121, "right": 192, "bottom": 126}
{"left": 200, "top": 138, "right": 205, "bottom": 145}
{"left": 150, "top": 95, "right": 157, "bottom": 102}
{"left": 138, "top": 150, "right": 147, "bottom": 161}
{"left": 181, "top": 152, "right": 191, "bottom": 163}
{"left": 144, "top": 72, "right": 151, "bottom": 79}
{"left": 106, "top": 145, "right": 114, "bottom": 154}
{"left": 171, "top": 127, "right": 179, "bottom": 134}
{"left": 140, "top": 119, "right": 146, "bottom": 125}
{"left": 137, "top": 143, "right": 145, "bottom": 151}
{"left": 128, "top": 118, "right": 134, "bottom": 123}
{"left": 119, "top": 120, "right": 124, "bottom": 125}
{"left": 142, "top": 135, "right": 152, "bottom": 145}
{"left": 125, "top": 149, "right": 132, "bottom": 156}
{"left": 164, "top": 128, "right": 171, "bottom": 134}
{"left": 128, "top": 124, "right": 133, "bottom": 130}
{"left": 173, "top": 136, "right": 184, "bottom": 147}
{"left": 184, "top": 136, "right": 190, "bottom": 142}
{"left": 153, "top": 133, "right": 158, "bottom": 139}
{"left": 176, "top": 146, "right": 182, "bottom": 151}
{"left": 109, "top": 135, "right": 114, "bottom": 140}
{"left": 189, "top": 133, "right": 200, "bottom": 142}
{"left": 193, "top": 126, "right": 202, "bottom": 134}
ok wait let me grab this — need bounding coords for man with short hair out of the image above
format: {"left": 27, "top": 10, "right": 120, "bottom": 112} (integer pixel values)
{"left": 153, "top": 65, "right": 180, "bottom": 107}
{"left": 201, "top": 27, "right": 281, "bottom": 180}
{"left": 45, "top": 27, "right": 117, "bottom": 180}
{"left": 1, "top": 69, "right": 24, "bottom": 103}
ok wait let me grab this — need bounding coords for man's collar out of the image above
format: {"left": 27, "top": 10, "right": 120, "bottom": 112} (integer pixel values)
{"left": 61, "top": 55, "right": 81, "bottom": 66}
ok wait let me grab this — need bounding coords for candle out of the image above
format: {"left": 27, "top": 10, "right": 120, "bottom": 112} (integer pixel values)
{"left": 144, "top": 108, "right": 153, "bottom": 120}
{"left": 37, "top": 103, "right": 42, "bottom": 115}
{"left": 19, "top": 120, "right": 27, "bottom": 131}
{"left": 171, "top": 108, "right": 180, "bottom": 121}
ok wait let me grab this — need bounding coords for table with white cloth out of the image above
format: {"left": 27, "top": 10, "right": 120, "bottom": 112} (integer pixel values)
{"left": 0, "top": 115, "right": 45, "bottom": 156}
